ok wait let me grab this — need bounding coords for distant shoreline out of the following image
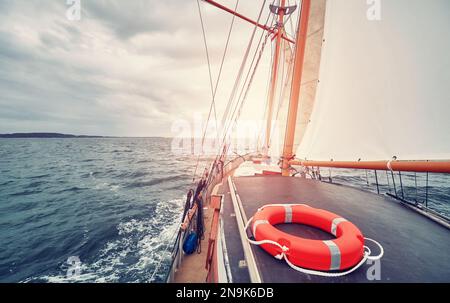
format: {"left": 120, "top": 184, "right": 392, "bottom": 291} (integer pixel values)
{"left": 0, "top": 133, "right": 105, "bottom": 138}
{"left": 0, "top": 133, "right": 170, "bottom": 139}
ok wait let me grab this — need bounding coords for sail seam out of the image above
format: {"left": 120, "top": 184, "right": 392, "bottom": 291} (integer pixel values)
{"left": 301, "top": 78, "right": 319, "bottom": 86}
{"left": 307, "top": 26, "right": 324, "bottom": 38}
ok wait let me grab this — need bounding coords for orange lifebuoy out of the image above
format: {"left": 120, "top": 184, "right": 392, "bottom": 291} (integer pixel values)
{"left": 251, "top": 204, "right": 365, "bottom": 271}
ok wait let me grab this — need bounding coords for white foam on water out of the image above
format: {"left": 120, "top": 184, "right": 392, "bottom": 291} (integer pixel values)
{"left": 23, "top": 198, "right": 184, "bottom": 283}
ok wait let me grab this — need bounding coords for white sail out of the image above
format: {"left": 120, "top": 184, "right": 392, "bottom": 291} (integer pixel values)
{"left": 267, "top": 38, "right": 294, "bottom": 160}
{"left": 297, "top": 0, "right": 450, "bottom": 161}
{"left": 268, "top": 0, "right": 327, "bottom": 160}
{"left": 292, "top": 0, "right": 327, "bottom": 153}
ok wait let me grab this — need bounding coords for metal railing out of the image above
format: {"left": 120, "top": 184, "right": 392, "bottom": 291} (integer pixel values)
{"left": 297, "top": 165, "right": 450, "bottom": 225}
{"left": 165, "top": 156, "right": 450, "bottom": 282}
{"left": 164, "top": 212, "right": 193, "bottom": 283}
{"left": 165, "top": 153, "right": 254, "bottom": 282}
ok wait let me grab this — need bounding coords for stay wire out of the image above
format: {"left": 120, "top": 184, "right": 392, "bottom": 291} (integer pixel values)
{"left": 206, "top": 0, "right": 271, "bottom": 178}
{"left": 218, "top": 4, "right": 271, "bottom": 159}
{"left": 192, "top": 0, "right": 239, "bottom": 182}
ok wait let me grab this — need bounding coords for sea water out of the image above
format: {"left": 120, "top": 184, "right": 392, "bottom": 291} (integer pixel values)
{"left": 0, "top": 138, "right": 207, "bottom": 282}
{"left": 0, "top": 138, "right": 448, "bottom": 282}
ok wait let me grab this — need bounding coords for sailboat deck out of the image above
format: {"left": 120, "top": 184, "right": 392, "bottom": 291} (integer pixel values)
{"left": 220, "top": 176, "right": 450, "bottom": 283}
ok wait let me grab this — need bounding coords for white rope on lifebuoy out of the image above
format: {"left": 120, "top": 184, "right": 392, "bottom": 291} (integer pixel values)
{"left": 244, "top": 211, "right": 384, "bottom": 277}
{"left": 244, "top": 216, "right": 289, "bottom": 258}
{"left": 363, "top": 237, "right": 384, "bottom": 261}
{"left": 283, "top": 251, "right": 369, "bottom": 277}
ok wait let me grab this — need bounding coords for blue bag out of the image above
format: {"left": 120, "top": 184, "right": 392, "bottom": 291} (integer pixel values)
{"left": 183, "top": 231, "right": 198, "bottom": 255}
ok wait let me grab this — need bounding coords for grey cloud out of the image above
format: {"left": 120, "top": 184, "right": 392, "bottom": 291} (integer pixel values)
{"left": 83, "top": 0, "right": 193, "bottom": 39}
{"left": 0, "top": 32, "right": 36, "bottom": 61}
{"left": 0, "top": 0, "right": 265, "bottom": 136}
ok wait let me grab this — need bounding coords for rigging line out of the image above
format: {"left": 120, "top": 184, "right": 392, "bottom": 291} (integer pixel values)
{"left": 289, "top": 2, "right": 295, "bottom": 30}
{"left": 222, "top": 32, "right": 271, "bottom": 158}
{"left": 193, "top": 0, "right": 238, "bottom": 182}
{"left": 257, "top": 63, "right": 273, "bottom": 151}
{"left": 220, "top": 29, "right": 268, "bottom": 154}
{"left": 239, "top": 37, "right": 270, "bottom": 115}
{"left": 196, "top": 0, "right": 219, "bottom": 143}
{"left": 288, "top": 0, "right": 296, "bottom": 36}
{"left": 266, "top": 11, "right": 295, "bottom": 151}
{"left": 256, "top": 15, "right": 276, "bottom": 150}
{"left": 210, "top": 0, "right": 274, "bottom": 174}
{"left": 278, "top": 0, "right": 296, "bottom": 41}
{"left": 256, "top": 27, "right": 276, "bottom": 151}
{"left": 193, "top": 0, "right": 219, "bottom": 181}
{"left": 213, "top": 1, "right": 271, "bottom": 165}
{"left": 269, "top": 39, "right": 288, "bottom": 141}
{"left": 267, "top": 41, "right": 286, "bottom": 151}
{"left": 229, "top": 35, "right": 281, "bottom": 153}
{"left": 285, "top": 0, "right": 301, "bottom": 45}
{"left": 212, "top": 0, "right": 240, "bottom": 107}
{"left": 205, "top": 0, "right": 271, "bottom": 186}
{"left": 219, "top": 45, "right": 249, "bottom": 132}
{"left": 218, "top": 0, "right": 269, "bottom": 148}
{"left": 234, "top": 30, "right": 269, "bottom": 125}
{"left": 271, "top": 42, "right": 294, "bottom": 148}
{"left": 216, "top": 0, "right": 243, "bottom": 142}
{"left": 220, "top": 0, "right": 275, "bottom": 134}
{"left": 207, "top": 0, "right": 241, "bottom": 154}
{"left": 232, "top": 2, "right": 276, "bottom": 121}
{"left": 281, "top": 0, "right": 295, "bottom": 29}
{"left": 265, "top": 2, "right": 298, "bottom": 153}
{"left": 258, "top": 25, "right": 277, "bottom": 149}
{"left": 208, "top": 0, "right": 240, "bottom": 156}
{"left": 206, "top": 0, "right": 273, "bottom": 187}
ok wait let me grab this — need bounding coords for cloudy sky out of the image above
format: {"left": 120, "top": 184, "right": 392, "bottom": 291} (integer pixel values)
{"left": 0, "top": 0, "right": 276, "bottom": 137}
{"left": 1, "top": 0, "right": 448, "bottom": 161}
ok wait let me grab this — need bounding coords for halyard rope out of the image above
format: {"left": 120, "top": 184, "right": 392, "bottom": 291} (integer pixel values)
{"left": 192, "top": 0, "right": 220, "bottom": 183}
{"left": 204, "top": 0, "right": 273, "bottom": 182}
{"left": 193, "top": 0, "right": 269, "bottom": 183}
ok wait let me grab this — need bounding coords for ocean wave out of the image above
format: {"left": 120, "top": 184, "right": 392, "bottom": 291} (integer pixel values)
{"left": 5, "top": 139, "right": 447, "bottom": 284}
{"left": 28, "top": 174, "right": 51, "bottom": 179}
{"left": 91, "top": 181, "right": 121, "bottom": 193}
{"left": 0, "top": 180, "right": 14, "bottom": 186}
{"left": 9, "top": 189, "right": 42, "bottom": 197}
{"left": 54, "top": 186, "right": 88, "bottom": 194}
{"left": 81, "top": 159, "right": 99, "bottom": 163}
{"left": 115, "top": 171, "right": 150, "bottom": 179}
{"left": 124, "top": 176, "right": 187, "bottom": 189}
{"left": 136, "top": 160, "right": 152, "bottom": 164}
{"left": 112, "top": 149, "right": 133, "bottom": 153}
{"left": 23, "top": 199, "right": 183, "bottom": 283}
{"left": 25, "top": 181, "right": 46, "bottom": 189}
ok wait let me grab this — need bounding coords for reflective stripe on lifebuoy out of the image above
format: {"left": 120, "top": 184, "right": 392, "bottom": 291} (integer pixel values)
{"left": 251, "top": 204, "right": 364, "bottom": 271}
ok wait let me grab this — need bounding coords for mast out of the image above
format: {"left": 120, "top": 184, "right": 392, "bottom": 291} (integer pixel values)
{"left": 263, "top": 0, "right": 286, "bottom": 156}
{"left": 202, "top": 0, "right": 294, "bottom": 44}
{"left": 281, "top": 0, "right": 311, "bottom": 176}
